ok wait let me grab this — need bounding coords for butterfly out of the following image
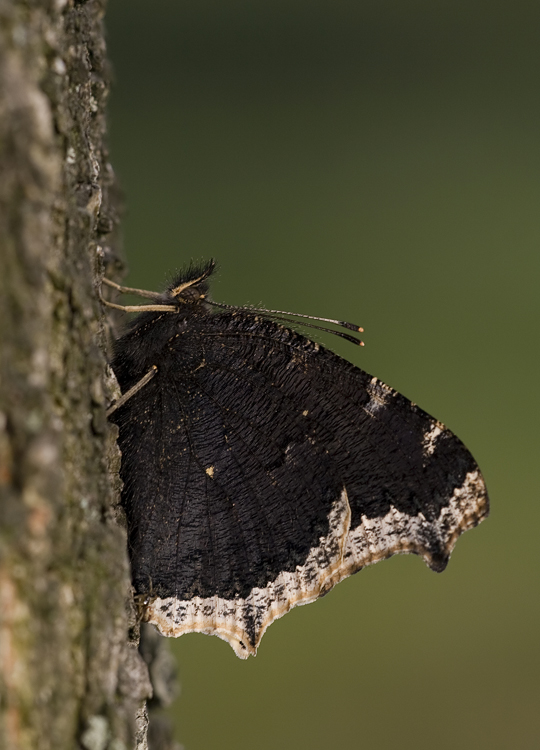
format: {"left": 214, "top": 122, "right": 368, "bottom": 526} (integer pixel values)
{"left": 103, "top": 259, "right": 489, "bottom": 658}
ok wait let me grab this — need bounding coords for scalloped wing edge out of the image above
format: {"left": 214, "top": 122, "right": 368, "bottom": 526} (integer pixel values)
{"left": 143, "top": 470, "right": 488, "bottom": 658}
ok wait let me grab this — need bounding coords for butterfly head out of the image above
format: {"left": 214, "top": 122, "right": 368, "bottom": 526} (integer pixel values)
{"left": 163, "top": 259, "right": 216, "bottom": 309}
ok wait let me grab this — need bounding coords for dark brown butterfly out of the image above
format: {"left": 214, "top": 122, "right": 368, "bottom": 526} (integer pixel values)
{"left": 103, "top": 260, "right": 488, "bottom": 658}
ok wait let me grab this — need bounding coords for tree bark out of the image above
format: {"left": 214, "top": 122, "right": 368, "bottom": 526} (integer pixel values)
{"left": 0, "top": 1, "right": 155, "bottom": 748}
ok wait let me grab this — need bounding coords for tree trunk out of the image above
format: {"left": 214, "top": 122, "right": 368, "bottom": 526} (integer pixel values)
{"left": 0, "top": 2, "right": 158, "bottom": 748}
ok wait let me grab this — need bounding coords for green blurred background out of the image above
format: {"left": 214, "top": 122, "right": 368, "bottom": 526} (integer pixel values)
{"left": 105, "top": 2, "right": 539, "bottom": 748}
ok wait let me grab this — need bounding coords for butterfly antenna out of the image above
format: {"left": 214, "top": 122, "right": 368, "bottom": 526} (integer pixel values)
{"left": 206, "top": 300, "right": 364, "bottom": 345}
{"left": 206, "top": 300, "right": 363, "bottom": 333}
{"left": 264, "top": 314, "right": 364, "bottom": 346}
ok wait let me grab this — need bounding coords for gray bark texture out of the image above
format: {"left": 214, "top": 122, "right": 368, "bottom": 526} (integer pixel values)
{"left": 0, "top": 2, "right": 178, "bottom": 749}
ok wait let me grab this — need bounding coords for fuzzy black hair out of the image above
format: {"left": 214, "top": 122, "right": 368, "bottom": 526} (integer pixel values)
{"left": 167, "top": 258, "right": 217, "bottom": 292}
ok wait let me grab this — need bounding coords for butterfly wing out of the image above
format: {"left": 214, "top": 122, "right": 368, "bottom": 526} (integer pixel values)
{"left": 112, "top": 312, "right": 488, "bottom": 658}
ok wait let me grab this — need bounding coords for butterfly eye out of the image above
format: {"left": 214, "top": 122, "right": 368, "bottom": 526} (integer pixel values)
{"left": 175, "top": 286, "right": 206, "bottom": 304}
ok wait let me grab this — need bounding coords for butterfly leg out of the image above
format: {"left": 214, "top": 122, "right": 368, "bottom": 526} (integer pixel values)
{"left": 102, "top": 276, "right": 163, "bottom": 301}
{"left": 99, "top": 279, "right": 177, "bottom": 313}
{"left": 106, "top": 366, "right": 158, "bottom": 417}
